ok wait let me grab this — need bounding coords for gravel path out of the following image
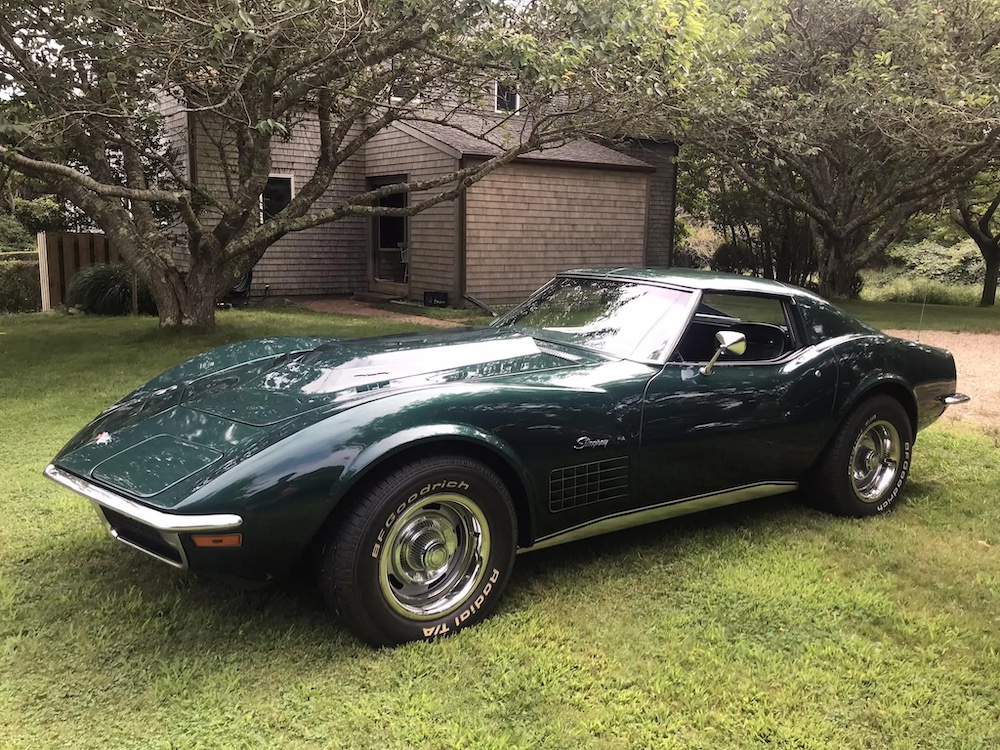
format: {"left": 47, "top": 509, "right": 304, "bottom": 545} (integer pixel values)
{"left": 887, "top": 330, "right": 1000, "bottom": 429}
{"left": 296, "top": 297, "right": 463, "bottom": 329}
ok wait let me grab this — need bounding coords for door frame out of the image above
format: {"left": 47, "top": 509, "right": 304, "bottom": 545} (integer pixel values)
{"left": 368, "top": 174, "right": 410, "bottom": 296}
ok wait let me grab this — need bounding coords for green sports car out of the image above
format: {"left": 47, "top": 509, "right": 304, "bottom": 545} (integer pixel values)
{"left": 45, "top": 268, "right": 968, "bottom": 646}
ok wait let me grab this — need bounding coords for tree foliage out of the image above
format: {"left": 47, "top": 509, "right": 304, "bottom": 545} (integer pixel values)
{"left": 677, "top": 147, "right": 818, "bottom": 286}
{"left": 0, "top": 0, "right": 707, "bottom": 326}
{"left": 682, "top": 0, "right": 1000, "bottom": 297}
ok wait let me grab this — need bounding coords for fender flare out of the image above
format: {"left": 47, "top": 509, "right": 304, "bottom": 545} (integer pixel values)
{"left": 331, "top": 423, "right": 537, "bottom": 543}
{"left": 837, "top": 372, "right": 918, "bottom": 433}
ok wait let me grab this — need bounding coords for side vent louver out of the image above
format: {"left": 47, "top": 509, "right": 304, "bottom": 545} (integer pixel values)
{"left": 549, "top": 457, "right": 629, "bottom": 512}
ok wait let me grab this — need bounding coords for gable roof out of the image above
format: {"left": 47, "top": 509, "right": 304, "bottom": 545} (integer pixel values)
{"left": 392, "top": 112, "right": 654, "bottom": 172}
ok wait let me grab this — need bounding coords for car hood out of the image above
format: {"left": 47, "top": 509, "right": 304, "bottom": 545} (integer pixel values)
{"left": 182, "top": 327, "right": 575, "bottom": 426}
{"left": 52, "top": 327, "right": 598, "bottom": 499}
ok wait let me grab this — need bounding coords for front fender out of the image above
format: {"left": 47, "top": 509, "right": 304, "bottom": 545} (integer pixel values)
{"left": 334, "top": 423, "right": 535, "bottom": 540}
{"left": 341, "top": 423, "right": 530, "bottom": 490}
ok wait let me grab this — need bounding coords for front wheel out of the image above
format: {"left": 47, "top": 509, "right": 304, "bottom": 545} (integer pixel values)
{"left": 807, "top": 395, "right": 913, "bottom": 517}
{"left": 318, "top": 454, "right": 517, "bottom": 647}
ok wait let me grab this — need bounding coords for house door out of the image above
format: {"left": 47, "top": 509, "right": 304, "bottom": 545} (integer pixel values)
{"left": 371, "top": 184, "right": 408, "bottom": 288}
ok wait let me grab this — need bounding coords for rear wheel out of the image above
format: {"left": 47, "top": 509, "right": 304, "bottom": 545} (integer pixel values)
{"left": 807, "top": 395, "right": 913, "bottom": 517}
{"left": 318, "top": 454, "right": 517, "bottom": 647}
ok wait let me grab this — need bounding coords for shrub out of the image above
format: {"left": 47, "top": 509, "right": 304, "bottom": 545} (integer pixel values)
{"left": 859, "top": 275, "right": 980, "bottom": 306}
{"left": 66, "top": 264, "right": 156, "bottom": 316}
{"left": 885, "top": 240, "right": 985, "bottom": 286}
{"left": 0, "top": 260, "right": 42, "bottom": 313}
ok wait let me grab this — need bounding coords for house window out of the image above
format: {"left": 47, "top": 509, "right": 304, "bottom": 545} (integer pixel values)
{"left": 261, "top": 175, "right": 293, "bottom": 222}
{"left": 495, "top": 81, "right": 519, "bottom": 113}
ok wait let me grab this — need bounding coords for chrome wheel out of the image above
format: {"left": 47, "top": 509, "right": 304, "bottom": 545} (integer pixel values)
{"left": 849, "top": 420, "right": 902, "bottom": 502}
{"left": 377, "top": 493, "right": 491, "bottom": 620}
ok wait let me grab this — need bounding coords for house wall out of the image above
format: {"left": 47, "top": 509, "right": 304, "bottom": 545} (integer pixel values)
{"left": 365, "top": 126, "right": 459, "bottom": 301}
{"left": 156, "top": 108, "right": 369, "bottom": 296}
{"left": 190, "top": 115, "right": 369, "bottom": 296}
{"left": 464, "top": 163, "right": 650, "bottom": 305}
{"left": 620, "top": 141, "right": 679, "bottom": 267}
{"left": 154, "top": 92, "right": 193, "bottom": 269}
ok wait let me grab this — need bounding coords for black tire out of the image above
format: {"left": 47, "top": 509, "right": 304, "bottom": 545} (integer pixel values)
{"left": 318, "top": 454, "right": 517, "bottom": 647}
{"left": 806, "top": 395, "right": 913, "bottom": 517}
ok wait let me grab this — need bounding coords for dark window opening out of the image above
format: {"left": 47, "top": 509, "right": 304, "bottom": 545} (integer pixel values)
{"left": 495, "top": 82, "right": 519, "bottom": 113}
{"left": 262, "top": 176, "right": 292, "bottom": 222}
{"left": 373, "top": 186, "right": 408, "bottom": 283}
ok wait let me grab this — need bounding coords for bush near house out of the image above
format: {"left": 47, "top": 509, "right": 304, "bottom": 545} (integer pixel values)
{"left": 66, "top": 263, "right": 157, "bottom": 316}
{"left": 0, "top": 259, "right": 42, "bottom": 313}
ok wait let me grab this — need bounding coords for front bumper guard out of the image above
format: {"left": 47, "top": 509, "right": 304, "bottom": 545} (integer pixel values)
{"left": 44, "top": 464, "right": 243, "bottom": 570}
{"left": 940, "top": 393, "right": 971, "bottom": 405}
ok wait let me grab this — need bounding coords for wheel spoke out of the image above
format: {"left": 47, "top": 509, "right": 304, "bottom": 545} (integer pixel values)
{"left": 849, "top": 420, "right": 902, "bottom": 503}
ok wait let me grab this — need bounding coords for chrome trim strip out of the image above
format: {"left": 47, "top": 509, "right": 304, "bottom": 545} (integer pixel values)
{"left": 942, "top": 393, "right": 970, "bottom": 405}
{"left": 521, "top": 481, "right": 798, "bottom": 553}
{"left": 44, "top": 464, "right": 243, "bottom": 532}
{"left": 110, "top": 528, "right": 186, "bottom": 569}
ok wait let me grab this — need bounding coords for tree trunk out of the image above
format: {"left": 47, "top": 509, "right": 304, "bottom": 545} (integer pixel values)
{"left": 981, "top": 245, "right": 1000, "bottom": 307}
{"left": 817, "top": 235, "right": 859, "bottom": 298}
{"left": 146, "top": 258, "right": 223, "bottom": 328}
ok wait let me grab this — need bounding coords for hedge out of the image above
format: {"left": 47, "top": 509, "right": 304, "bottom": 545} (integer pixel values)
{"left": 0, "top": 260, "right": 42, "bottom": 313}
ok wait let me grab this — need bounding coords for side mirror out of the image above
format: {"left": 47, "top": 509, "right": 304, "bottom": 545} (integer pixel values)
{"left": 700, "top": 331, "right": 747, "bottom": 376}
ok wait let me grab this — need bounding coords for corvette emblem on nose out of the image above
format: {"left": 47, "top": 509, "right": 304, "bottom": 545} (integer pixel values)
{"left": 95, "top": 432, "right": 113, "bottom": 445}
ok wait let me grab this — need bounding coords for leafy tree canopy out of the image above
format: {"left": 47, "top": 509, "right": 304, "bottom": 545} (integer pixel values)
{"left": 0, "top": 0, "right": 709, "bottom": 326}
{"left": 681, "top": 0, "right": 1000, "bottom": 297}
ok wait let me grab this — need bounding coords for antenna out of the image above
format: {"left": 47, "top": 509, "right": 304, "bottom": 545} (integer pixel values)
{"left": 916, "top": 289, "right": 928, "bottom": 343}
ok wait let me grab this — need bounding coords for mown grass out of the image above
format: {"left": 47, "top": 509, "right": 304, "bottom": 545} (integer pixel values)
{"left": 2, "top": 310, "right": 1000, "bottom": 748}
{"left": 838, "top": 298, "right": 1000, "bottom": 333}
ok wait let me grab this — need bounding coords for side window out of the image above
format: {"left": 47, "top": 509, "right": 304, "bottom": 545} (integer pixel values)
{"left": 674, "top": 292, "right": 797, "bottom": 363}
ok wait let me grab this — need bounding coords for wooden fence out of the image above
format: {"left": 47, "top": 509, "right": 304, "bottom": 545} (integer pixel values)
{"left": 37, "top": 232, "right": 117, "bottom": 310}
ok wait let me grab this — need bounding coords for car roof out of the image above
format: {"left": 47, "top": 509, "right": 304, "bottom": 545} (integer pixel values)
{"left": 560, "top": 267, "right": 812, "bottom": 298}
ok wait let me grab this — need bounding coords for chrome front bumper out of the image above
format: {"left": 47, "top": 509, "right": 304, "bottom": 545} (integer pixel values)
{"left": 44, "top": 464, "right": 243, "bottom": 570}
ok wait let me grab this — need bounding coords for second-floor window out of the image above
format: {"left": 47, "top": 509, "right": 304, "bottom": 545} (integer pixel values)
{"left": 495, "top": 81, "right": 519, "bottom": 113}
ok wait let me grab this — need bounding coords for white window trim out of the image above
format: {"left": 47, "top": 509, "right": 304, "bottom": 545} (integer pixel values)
{"left": 260, "top": 173, "right": 295, "bottom": 223}
{"left": 494, "top": 81, "right": 520, "bottom": 113}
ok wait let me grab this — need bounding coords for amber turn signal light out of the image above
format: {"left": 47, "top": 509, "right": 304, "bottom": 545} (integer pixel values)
{"left": 191, "top": 533, "right": 242, "bottom": 548}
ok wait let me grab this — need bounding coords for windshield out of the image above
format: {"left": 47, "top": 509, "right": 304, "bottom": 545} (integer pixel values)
{"left": 493, "top": 276, "right": 694, "bottom": 360}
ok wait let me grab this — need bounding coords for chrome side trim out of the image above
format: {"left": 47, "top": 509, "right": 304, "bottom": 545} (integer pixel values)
{"left": 941, "top": 393, "right": 970, "bottom": 405}
{"left": 45, "top": 464, "right": 243, "bottom": 532}
{"left": 521, "top": 481, "right": 798, "bottom": 553}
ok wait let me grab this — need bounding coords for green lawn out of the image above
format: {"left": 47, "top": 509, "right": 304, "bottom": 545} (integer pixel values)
{"left": 838, "top": 298, "right": 1000, "bottom": 333}
{"left": 2, "top": 310, "right": 1000, "bottom": 749}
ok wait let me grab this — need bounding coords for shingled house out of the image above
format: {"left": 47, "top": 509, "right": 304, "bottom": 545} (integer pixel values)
{"left": 162, "top": 103, "right": 678, "bottom": 308}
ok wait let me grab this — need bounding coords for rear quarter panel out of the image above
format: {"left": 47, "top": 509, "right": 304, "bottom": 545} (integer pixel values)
{"left": 829, "top": 334, "right": 957, "bottom": 431}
